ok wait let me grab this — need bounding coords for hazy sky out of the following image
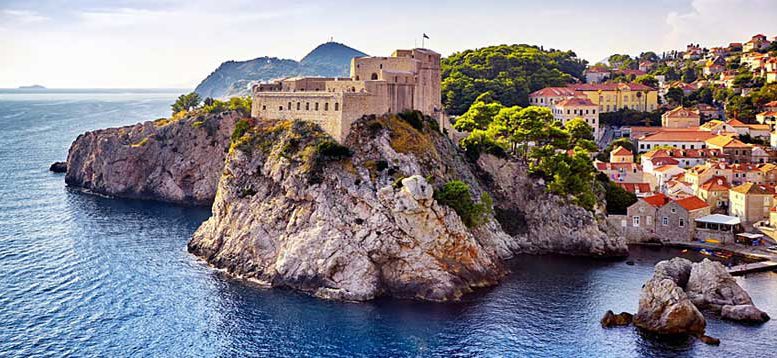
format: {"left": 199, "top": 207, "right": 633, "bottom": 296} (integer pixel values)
{"left": 1, "top": 0, "right": 776, "bottom": 88}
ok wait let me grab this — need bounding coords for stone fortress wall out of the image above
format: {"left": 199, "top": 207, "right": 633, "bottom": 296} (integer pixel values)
{"left": 252, "top": 48, "right": 442, "bottom": 142}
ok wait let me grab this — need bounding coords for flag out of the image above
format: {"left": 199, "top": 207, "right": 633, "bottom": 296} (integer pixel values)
{"left": 423, "top": 33, "right": 430, "bottom": 39}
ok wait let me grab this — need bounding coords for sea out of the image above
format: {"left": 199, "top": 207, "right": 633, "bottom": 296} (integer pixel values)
{"left": 0, "top": 89, "right": 775, "bottom": 357}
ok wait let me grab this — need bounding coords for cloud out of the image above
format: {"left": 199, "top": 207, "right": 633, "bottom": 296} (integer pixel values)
{"left": 1, "top": 9, "right": 50, "bottom": 24}
{"left": 664, "top": 0, "right": 777, "bottom": 48}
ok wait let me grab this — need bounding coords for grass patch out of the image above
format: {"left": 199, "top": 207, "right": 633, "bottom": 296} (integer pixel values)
{"left": 434, "top": 180, "right": 492, "bottom": 228}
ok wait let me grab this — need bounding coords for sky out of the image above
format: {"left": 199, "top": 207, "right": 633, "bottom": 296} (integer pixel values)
{"left": 1, "top": 0, "right": 776, "bottom": 89}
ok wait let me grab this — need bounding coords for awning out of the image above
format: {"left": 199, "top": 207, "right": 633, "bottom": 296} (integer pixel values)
{"left": 695, "top": 214, "right": 741, "bottom": 225}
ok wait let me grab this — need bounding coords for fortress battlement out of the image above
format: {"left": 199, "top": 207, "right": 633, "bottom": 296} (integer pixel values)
{"left": 251, "top": 48, "right": 442, "bottom": 142}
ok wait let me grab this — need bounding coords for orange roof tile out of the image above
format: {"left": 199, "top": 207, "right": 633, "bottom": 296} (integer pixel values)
{"left": 616, "top": 183, "right": 652, "bottom": 194}
{"left": 611, "top": 146, "right": 632, "bottom": 156}
{"left": 731, "top": 182, "right": 776, "bottom": 195}
{"left": 699, "top": 176, "right": 730, "bottom": 192}
{"left": 643, "top": 194, "right": 670, "bottom": 207}
{"left": 639, "top": 131, "right": 717, "bottom": 142}
{"left": 556, "top": 97, "right": 597, "bottom": 107}
{"left": 529, "top": 87, "right": 578, "bottom": 97}
{"left": 675, "top": 196, "right": 710, "bottom": 211}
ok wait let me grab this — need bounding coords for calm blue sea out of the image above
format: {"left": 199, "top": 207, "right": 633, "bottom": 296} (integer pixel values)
{"left": 0, "top": 89, "right": 775, "bottom": 357}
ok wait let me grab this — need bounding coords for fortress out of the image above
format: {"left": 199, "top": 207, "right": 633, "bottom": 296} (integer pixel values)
{"left": 251, "top": 48, "right": 442, "bottom": 142}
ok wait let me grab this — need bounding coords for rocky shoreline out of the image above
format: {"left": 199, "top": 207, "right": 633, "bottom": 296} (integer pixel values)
{"left": 62, "top": 112, "right": 627, "bottom": 301}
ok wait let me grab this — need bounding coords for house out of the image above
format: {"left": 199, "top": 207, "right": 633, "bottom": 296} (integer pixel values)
{"left": 698, "top": 119, "right": 736, "bottom": 134}
{"left": 623, "top": 194, "right": 710, "bottom": 243}
{"left": 766, "top": 101, "right": 777, "bottom": 112}
{"left": 655, "top": 196, "right": 711, "bottom": 241}
{"left": 696, "top": 103, "right": 720, "bottom": 119}
{"left": 743, "top": 34, "right": 771, "bottom": 52}
{"left": 684, "top": 162, "right": 765, "bottom": 190}
{"left": 610, "top": 146, "right": 633, "bottom": 163}
{"left": 697, "top": 176, "right": 731, "bottom": 211}
{"left": 651, "top": 164, "right": 686, "bottom": 192}
{"left": 661, "top": 106, "right": 701, "bottom": 128}
{"left": 616, "top": 182, "right": 654, "bottom": 197}
{"left": 639, "top": 61, "right": 655, "bottom": 72}
{"left": 726, "top": 118, "right": 771, "bottom": 138}
{"left": 665, "top": 176, "right": 695, "bottom": 199}
{"left": 567, "top": 83, "right": 658, "bottom": 113}
{"left": 528, "top": 87, "right": 578, "bottom": 108}
{"left": 551, "top": 97, "right": 601, "bottom": 139}
{"left": 668, "top": 81, "right": 696, "bottom": 96}
{"left": 640, "top": 148, "right": 724, "bottom": 170}
{"left": 585, "top": 67, "right": 610, "bottom": 84}
{"left": 756, "top": 110, "right": 777, "bottom": 126}
{"left": 728, "top": 43, "right": 743, "bottom": 52}
{"left": 694, "top": 214, "right": 743, "bottom": 244}
{"left": 636, "top": 130, "right": 718, "bottom": 153}
{"left": 684, "top": 44, "right": 704, "bottom": 60}
{"left": 595, "top": 162, "right": 644, "bottom": 183}
{"left": 705, "top": 135, "right": 753, "bottom": 163}
{"left": 703, "top": 56, "right": 726, "bottom": 77}
{"left": 729, "top": 182, "right": 776, "bottom": 225}
{"left": 623, "top": 194, "right": 670, "bottom": 243}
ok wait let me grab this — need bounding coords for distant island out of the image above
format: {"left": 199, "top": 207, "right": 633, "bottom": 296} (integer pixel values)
{"left": 18, "top": 85, "right": 46, "bottom": 89}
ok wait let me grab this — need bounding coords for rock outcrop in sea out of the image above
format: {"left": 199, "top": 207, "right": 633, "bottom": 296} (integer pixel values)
{"left": 65, "top": 111, "right": 242, "bottom": 205}
{"left": 628, "top": 257, "right": 768, "bottom": 339}
{"left": 64, "top": 111, "right": 627, "bottom": 301}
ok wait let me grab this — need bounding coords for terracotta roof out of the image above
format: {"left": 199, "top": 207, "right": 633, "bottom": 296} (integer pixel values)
{"left": 705, "top": 136, "right": 751, "bottom": 149}
{"left": 529, "top": 87, "right": 577, "bottom": 97}
{"left": 615, "top": 69, "right": 647, "bottom": 76}
{"left": 699, "top": 176, "right": 730, "bottom": 192}
{"left": 586, "top": 67, "right": 610, "bottom": 74}
{"left": 641, "top": 148, "right": 723, "bottom": 160}
{"left": 726, "top": 118, "right": 747, "bottom": 126}
{"left": 731, "top": 182, "right": 775, "bottom": 195}
{"left": 663, "top": 106, "right": 701, "bottom": 118}
{"left": 758, "top": 111, "right": 777, "bottom": 117}
{"left": 643, "top": 194, "right": 670, "bottom": 207}
{"left": 616, "top": 183, "right": 652, "bottom": 194}
{"left": 556, "top": 97, "right": 597, "bottom": 107}
{"left": 764, "top": 101, "right": 777, "bottom": 107}
{"left": 568, "top": 82, "right": 655, "bottom": 91}
{"left": 611, "top": 146, "right": 632, "bottom": 156}
{"left": 654, "top": 165, "right": 682, "bottom": 173}
{"left": 639, "top": 131, "right": 717, "bottom": 142}
{"left": 675, "top": 196, "right": 710, "bottom": 211}
{"left": 651, "top": 157, "right": 680, "bottom": 166}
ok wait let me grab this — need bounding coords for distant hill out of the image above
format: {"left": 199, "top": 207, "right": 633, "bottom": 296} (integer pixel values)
{"left": 195, "top": 42, "right": 367, "bottom": 98}
{"left": 18, "top": 85, "right": 46, "bottom": 89}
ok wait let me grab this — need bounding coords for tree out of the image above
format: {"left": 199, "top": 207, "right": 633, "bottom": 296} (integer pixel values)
{"left": 565, "top": 118, "right": 594, "bottom": 141}
{"left": 434, "top": 180, "right": 492, "bottom": 228}
{"left": 441, "top": 44, "right": 586, "bottom": 114}
{"left": 666, "top": 87, "right": 685, "bottom": 105}
{"left": 639, "top": 52, "right": 660, "bottom": 63}
{"left": 681, "top": 66, "right": 697, "bottom": 83}
{"left": 635, "top": 74, "right": 659, "bottom": 88}
{"left": 171, "top": 92, "right": 202, "bottom": 114}
{"left": 604, "top": 181, "right": 638, "bottom": 215}
{"left": 453, "top": 99, "right": 504, "bottom": 132}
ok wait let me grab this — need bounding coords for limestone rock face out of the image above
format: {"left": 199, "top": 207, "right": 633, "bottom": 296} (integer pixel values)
{"left": 601, "top": 310, "right": 633, "bottom": 327}
{"left": 65, "top": 111, "right": 241, "bottom": 205}
{"left": 721, "top": 304, "right": 770, "bottom": 323}
{"left": 686, "top": 259, "right": 754, "bottom": 309}
{"left": 476, "top": 155, "right": 627, "bottom": 257}
{"left": 188, "top": 118, "right": 510, "bottom": 301}
{"left": 633, "top": 276, "right": 706, "bottom": 335}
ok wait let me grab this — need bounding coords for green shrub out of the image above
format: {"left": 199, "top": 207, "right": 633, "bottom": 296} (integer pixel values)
{"left": 604, "top": 181, "right": 637, "bottom": 215}
{"left": 434, "top": 180, "right": 492, "bottom": 228}
{"left": 231, "top": 119, "right": 251, "bottom": 143}
{"left": 192, "top": 121, "right": 204, "bottom": 129}
{"left": 317, "top": 140, "right": 352, "bottom": 159}
{"left": 398, "top": 110, "right": 424, "bottom": 131}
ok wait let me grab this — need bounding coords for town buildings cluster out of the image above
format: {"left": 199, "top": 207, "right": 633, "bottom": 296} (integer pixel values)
{"left": 584, "top": 34, "right": 777, "bottom": 246}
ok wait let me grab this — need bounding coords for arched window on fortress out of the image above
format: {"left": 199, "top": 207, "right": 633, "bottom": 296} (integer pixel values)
{"left": 279, "top": 106, "right": 283, "bottom": 111}
{"left": 351, "top": 87, "right": 355, "bottom": 92}
{"left": 394, "top": 76, "right": 398, "bottom": 82}
{"left": 371, "top": 73, "right": 378, "bottom": 80}
{"left": 287, "top": 102, "right": 291, "bottom": 110}
{"left": 324, "top": 103, "right": 329, "bottom": 111}
{"left": 315, "top": 102, "right": 319, "bottom": 110}
{"left": 297, "top": 102, "right": 301, "bottom": 110}
{"left": 379, "top": 64, "right": 383, "bottom": 69}
{"left": 306, "top": 102, "right": 310, "bottom": 110}
{"left": 334, "top": 103, "right": 339, "bottom": 111}
{"left": 355, "top": 76, "right": 360, "bottom": 80}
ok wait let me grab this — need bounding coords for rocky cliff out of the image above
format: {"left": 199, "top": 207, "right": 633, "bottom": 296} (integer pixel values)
{"left": 65, "top": 111, "right": 242, "bottom": 205}
{"left": 476, "top": 155, "right": 627, "bottom": 257}
{"left": 65, "top": 110, "right": 627, "bottom": 301}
